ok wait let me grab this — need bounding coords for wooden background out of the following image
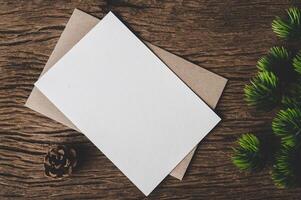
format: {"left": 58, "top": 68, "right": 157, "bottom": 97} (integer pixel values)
{"left": 1, "top": 0, "right": 301, "bottom": 199}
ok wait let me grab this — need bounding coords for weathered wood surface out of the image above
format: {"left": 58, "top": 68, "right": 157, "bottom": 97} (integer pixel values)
{"left": 1, "top": 0, "right": 301, "bottom": 199}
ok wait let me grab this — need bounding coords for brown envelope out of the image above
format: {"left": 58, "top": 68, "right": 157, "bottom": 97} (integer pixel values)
{"left": 25, "top": 9, "right": 227, "bottom": 180}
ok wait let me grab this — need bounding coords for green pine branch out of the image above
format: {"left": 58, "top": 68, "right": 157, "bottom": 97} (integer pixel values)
{"left": 272, "top": 108, "right": 301, "bottom": 146}
{"left": 232, "top": 134, "right": 265, "bottom": 171}
{"left": 244, "top": 71, "right": 280, "bottom": 111}
{"left": 257, "top": 46, "right": 296, "bottom": 83}
{"left": 236, "top": 7, "right": 301, "bottom": 189}
{"left": 272, "top": 144, "right": 301, "bottom": 188}
{"left": 282, "top": 96, "right": 301, "bottom": 109}
{"left": 293, "top": 50, "right": 301, "bottom": 75}
{"left": 272, "top": 7, "right": 301, "bottom": 40}
{"left": 282, "top": 83, "right": 301, "bottom": 108}
{"left": 257, "top": 47, "right": 290, "bottom": 72}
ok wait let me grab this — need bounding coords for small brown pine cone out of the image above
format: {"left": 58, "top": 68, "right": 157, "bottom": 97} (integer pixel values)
{"left": 44, "top": 145, "right": 77, "bottom": 178}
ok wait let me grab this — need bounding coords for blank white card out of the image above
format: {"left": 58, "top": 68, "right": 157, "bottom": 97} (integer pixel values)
{"left": 35, "top": 12, "right": 221, "bottom": 195}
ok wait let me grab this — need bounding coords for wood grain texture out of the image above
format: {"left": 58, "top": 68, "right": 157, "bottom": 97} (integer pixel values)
{"left": 1, "top": 0, "right": 301, "bottom": 199}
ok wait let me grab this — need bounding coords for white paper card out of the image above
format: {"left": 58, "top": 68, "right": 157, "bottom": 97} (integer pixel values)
{"left": 35, "top": 12, "right": 221, "bottom": 195}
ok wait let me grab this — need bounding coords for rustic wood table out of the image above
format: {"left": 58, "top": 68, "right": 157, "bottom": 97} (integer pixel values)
{"left": 1, "top": 0, "right": 301, "bottom": 199}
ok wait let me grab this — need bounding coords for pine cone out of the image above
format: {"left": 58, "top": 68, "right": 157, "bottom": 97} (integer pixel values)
{"left": 44, "top": 145, "right": 77, "bottom": 178}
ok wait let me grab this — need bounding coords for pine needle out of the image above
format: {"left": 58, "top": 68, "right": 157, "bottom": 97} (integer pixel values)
{"left": 272, "top": 144, "right": 301, "bottom": 188}
{"left": 293, "top": 50, "right": 301, "bottom": 75}
{"left": 272, "top": 108, "right": 301, "bottom": 146}
{"left": 257, "top": 46, "right": 296, "bottom": 83}
{"left": 244, "top": 71, "right": 280, "bottom": 111}
{"left": 232, "top": 134, "right": 265, "bottom": 171}
{"left": 272, "top": 7, "right": 301, "bottom": 40}
{"left": 282, "top": 83, "right": 301, "bottom": 108}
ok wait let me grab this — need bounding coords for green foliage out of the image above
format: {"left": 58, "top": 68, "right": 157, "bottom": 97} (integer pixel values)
{"left": 257, "top": 47, "right": 290, "bottom": 72}
{"left": 257, "top": 47, "right": 296, "bottom": 83}
{"left": 272, "top": 145, "right": 301, "bottom": 188}
{"left": 245, "top": 47, "right": 299, "bottom": 111}
{"left": 232, "top": 134, "right": 265, "bottom": 171}
{"left": 244, "top": 71, "right": 280, "bottom": 111}
{"left": 234, "top": 7, "right": 301, "bottom": 188}
{"left": 282, "top": 83, "right": 301, "bottom": 108}
{"left": 272, "top": 7, "right": 301, "bottom": 40}
{"left": 282, "top": 96, "right": 301, "bottom": 109}
{"left": 293, "top": 51, "right": 301, "bottom": 75}
{"left": 272, "top": 108, "right": 301, "bottom": 147}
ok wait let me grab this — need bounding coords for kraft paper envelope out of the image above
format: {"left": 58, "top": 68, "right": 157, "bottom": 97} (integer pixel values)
{"left": 26, "top": 9, "right": 227, "bottom": 180}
